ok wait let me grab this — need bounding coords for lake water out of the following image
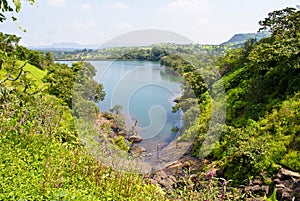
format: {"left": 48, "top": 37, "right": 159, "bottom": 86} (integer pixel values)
{"left": 60, "top": 60, "right": 183, "bottom": 152}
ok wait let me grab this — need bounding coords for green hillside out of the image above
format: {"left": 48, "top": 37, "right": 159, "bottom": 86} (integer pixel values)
{"left": 161, "top": 7, "right": 300, "bottom": 200}
{"left": 0, "top": 3, "right": 299, "bottom": 200}
{"left": 221, "top": 31, "right": 270, "bottom": 47}
{"left": 0, "top": 33, "right": 166, "bottom": 200}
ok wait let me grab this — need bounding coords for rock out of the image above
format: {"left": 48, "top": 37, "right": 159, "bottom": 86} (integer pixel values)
{"left": 129, "top": 145, "right": 146, "bottom": 154}
{"left": 295, "top": 180, "right": 300, "bottom": 187}
{"left": 157, "top": 170, "right": 167, "bottom": 179}
{"left": 282, "top": 191, "right": 293, "bottom": 200}
{"left": 276, "top": 187, "right": 285, "bottom": 198}
{"left": 276, "top": 184, "right": 285, "bottom": 188}
{"left": 169, "top": 175, "right": 178, "bottom": 183}
{"left": 153, "top": 174, "right": 161, "bottom": 182}
{"left": 110, "top": 124, "right": 117, "bottom": 130}
{"left": 144, "top": 152, "right": 153, "bottom": 157}
{"left": 117, "top": 131, "right": 126, "bottom": 137}
{"left": 244, "top": 185, "right": 262, "bottom": 193}
{"left": 270, "top": 168, "right": 300, "bottom": 201}
{"left": 165, "top": 161, "right": 184, "bottom": 175}
{"left": 153, "top": 170, "right": 168, "bottom": 183}
{"left": 279, "top": 168, "right": 300, "bottom": 178}
{"left": 149, "top": 179, "right": 158, "bottom": 185}
{"left": 252, "top": 179, "right": 262, "bottom": 185}
{"left": 127, "top": 135, "right": 142, "bottom": 143}
{"left": 262, "top": 185, "right": 269, "bottom": 194}
{"left": 159, "top": 177, "right": 174, "bottom": 189}
{"left": 276, "top": 173, "right": 282, "bottom": 179}
{"left": 274, "top": 178, "right": 281, "bottom": 184}
{"left": 252, "top": 185, "right": 262, "bottom": 192}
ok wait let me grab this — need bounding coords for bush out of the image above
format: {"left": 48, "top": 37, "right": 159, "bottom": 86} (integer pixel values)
{"left": 281, "top": 151, "right": 300, "bottom": 172}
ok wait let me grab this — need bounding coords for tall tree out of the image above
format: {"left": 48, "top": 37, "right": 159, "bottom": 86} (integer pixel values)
{"left": 0, "top": 0, "right": 35, "bottom": 22}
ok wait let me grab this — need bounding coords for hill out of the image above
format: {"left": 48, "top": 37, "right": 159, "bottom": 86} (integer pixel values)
{"left": 221, "top": 31, "right": 270, "bottom": 47}
{"left": 29, "top": 42, "right": 99, "bottom": 51}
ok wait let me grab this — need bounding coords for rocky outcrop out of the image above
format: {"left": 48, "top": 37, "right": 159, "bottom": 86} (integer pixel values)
{"left": 243, "top": 168, "right": 300, "bottom": 201}
{"left": 147, "top": 156, "right": 201, "bottom": 189}
{"left": 244, "top": 175, "right": 270, "bottom": 200}
{"left": 129, "top": 144, "right": 146, "bottom": 155}
{"left": 127, "top": 135, "right": 142, "bottom": 143}
{"left": 116, "top": 131, "right": 127, "bottom": 137}
{"left": 270, "top": 168, "right": 300, "bottom": 201}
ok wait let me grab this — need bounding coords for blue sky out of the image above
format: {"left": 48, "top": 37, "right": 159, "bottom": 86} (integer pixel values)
{"left": 1, "top": 0, "right": 299, "bottom": 46}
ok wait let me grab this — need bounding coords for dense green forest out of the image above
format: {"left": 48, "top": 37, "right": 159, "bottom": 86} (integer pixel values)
{"left": 51, "top": 43, "right": 230, "bottom": 61}
{"left": 160, "top": 7, "right": 300, "bottom": 200}
{"left": 1, "top": 1, "right": 299, "bottom": 200}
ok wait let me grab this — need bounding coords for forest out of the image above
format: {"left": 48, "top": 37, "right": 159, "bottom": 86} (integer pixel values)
{"left": 0, "top": 1, "right": 299, "bottom": 200}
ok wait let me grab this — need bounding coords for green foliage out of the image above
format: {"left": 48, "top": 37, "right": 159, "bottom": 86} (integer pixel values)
{"left": 161, "top": 7, "right": 300, "bottom": 187}
{"left": 281, "top": 151, "right": 300, "bottom": 172}
{"left": 259, "top": 7, "right": 299, "bottom": 39}
{"left": 0, "top": 32, "right": 20, "bottom": 70}
{"left": 45, "top": 61, "right": 105, "bottom": 112}
{"left": 212, "top": 93, "right": 300, "bottom": 183}
{"left": 1, "top": 5, "right": 300, "bottom": 200}
{"left": 0, "top": 94, "right": 165, "bottom": 200}
{"left": 120, "top": 47, "right": 168, "bottom": 61}
{"left": 0, "top": 46, "right": 166, "bottom": 201}
{"left": 166, "top": 165, "right": 241, "bottom": 200}
{"left": 113, "top": 136, "right": 130, "bottom": 152}
{"left": 52, "top": 43, "right": 229, "bottom": 61}
{"left": 107, "top": 105, "right": 128, "bottom": 133}
{"left": 0, "top": 0, "right": 35, "bottom": 22}
{"left": 44, "top": 63, "right": 75, "bottom": 107}
{"left": 221, "top": 32, "right": 270, "bottom": 47}
{"left": 266, "top": 189, "right": 278, "bottom": 201}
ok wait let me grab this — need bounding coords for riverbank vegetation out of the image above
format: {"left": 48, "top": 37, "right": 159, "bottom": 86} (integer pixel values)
{"left": 0, "top": 32, "right": 165, "bottom": 200}
{"left": 1, "top": 2, "right": 299, "bottom": 200}
{"left": 160, "top": 7, "right": 300, "bottom": 200}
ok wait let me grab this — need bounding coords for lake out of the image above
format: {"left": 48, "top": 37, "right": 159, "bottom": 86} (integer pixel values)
{"left": 60, "top": 60, "right": 183, "bottom": 152}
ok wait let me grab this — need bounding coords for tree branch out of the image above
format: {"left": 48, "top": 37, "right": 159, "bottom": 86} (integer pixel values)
{"left": 0, "top": 61, "right": 27, "bottom": 85}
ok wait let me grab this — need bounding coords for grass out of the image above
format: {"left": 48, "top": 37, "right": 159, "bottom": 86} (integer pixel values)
{"left": 19, "top": 61, "right": 47, "bottom": 86}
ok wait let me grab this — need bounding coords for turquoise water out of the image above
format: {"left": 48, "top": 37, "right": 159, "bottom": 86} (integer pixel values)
{"left": 93, "top": 60, "right": 183, "bottom": 151}
{"left": 61, "top": 60, "right": 183, "bottom": 151}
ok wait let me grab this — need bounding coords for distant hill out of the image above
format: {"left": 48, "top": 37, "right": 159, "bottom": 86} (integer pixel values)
{"left": 221, "top": 32, "right": 270, "bottom": 47}
{"left": 28, "top": 32, "right": 271, "bottom": 51}
{"left": 29, "top": 42, "right": 99, "bottom": 51}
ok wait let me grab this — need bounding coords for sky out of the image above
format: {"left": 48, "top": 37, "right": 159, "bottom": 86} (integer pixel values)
{"left": 1, "top": 0, "right": 299, "bottom": 46}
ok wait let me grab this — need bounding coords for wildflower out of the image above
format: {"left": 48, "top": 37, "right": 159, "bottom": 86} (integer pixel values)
{"left": 208, "top": 171, "right": 214, "bottom": 178}
{"left": 20, "top": 116, "right": 25, "bottom": 125}
{"left": 222, "top": 180, "right": 227, "bottom": 186}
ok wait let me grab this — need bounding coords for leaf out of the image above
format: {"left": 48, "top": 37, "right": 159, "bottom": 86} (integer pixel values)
{"left": 13, "top": 0, "right": 21, "bottom": 12}
{"left": 0, "top": 13, "right": 6, "bottom": 22}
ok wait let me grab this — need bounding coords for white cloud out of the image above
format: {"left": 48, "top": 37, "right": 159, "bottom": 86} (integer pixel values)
{"left": 113, "top": 2, "right": 128, "bottom": 9}
{"left": 81, "top": 3, "right": 91, "bottom": 11}
{"left": 163, "top": 0, "right": 210, "bottom": 15}
{"left": 47, "top": 0, "right": 65, "bottom": 7}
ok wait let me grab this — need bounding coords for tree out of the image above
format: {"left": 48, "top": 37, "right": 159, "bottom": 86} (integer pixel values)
{"left": 0, "top": 32, "right": 27, "bottom": 90}
{"left": 44, "top": 63, "right": 75, "bottom": 107}
{"left": 259, "top": 7, "right": 300, "bottom": 39}
{"left": 0, "top": 0, "right": 35, "bottom": 22}
{"left": 109, "top": 105, "right": 128, "bottom": 132}
{"left": 255, "top": 7, "right": 299, "bottom": 69}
